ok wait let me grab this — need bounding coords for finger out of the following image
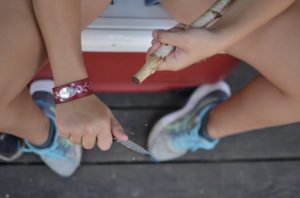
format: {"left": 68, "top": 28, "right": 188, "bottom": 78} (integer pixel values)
{"left": 173, "top": 23, "right": 190, "bottom": 29}
{"left": 152, "top": 25, "right": 187, "bottom": 39}
{"left": 56, "top": 126, "right": 70, "bottom": 139}
{"left": 157, "top": 49, "right": 186, "bottom": 72}
{"left": 69, "top": 134, "right": 82, "bottom": 145}
{"left": 96, "top": 122, "right": 113, "bottom": 151}
{"left": 82, "top": 134, "right": 96, "bottom": 150}
{"left": 146, "top": 42, "right": 161, "bottom": 60}
{"left": 157, "top": 60, "right": 171, "bottom": 71}
{"left": 168, "top": 25, "right": 188, "bottom": 32}
{"left": 59, "top": 131, "right": 70, "bottom": 139}
{"left": 151, "top": 38, "right": 158, "bottom": 46}
{"left": 169, "top": 27, "right": 185, "bottom": 32}
{"left": 156, "top": 30, "right": 186, "bottom": 48}
{"left": 111, "top": 117, "right": 128, "bottom": 141}
{"left": 152, "top": 29, "right": 164, "bottom": 39}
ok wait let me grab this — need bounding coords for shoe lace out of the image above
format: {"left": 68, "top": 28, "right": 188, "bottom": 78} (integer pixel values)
{"left": 172, "top": 125, "right": 219, "bottom": 152}
{"left": 172, "top": 124, "right": 204, "bottom": 152}
{"left": 171, "top": 104, "right": 219, "bottom": 152}
{"left": 21, "top": 96, "right": 72, "bottom": 160}
{"left": 167, "top": 115, "right": 191, "bottom": 134}
{"left": 22, "top": 136, "right": 72, "bottom": 160}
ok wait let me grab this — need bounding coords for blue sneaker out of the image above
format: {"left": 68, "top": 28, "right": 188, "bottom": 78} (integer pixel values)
{"left": 22, "top": 79, "right": 82, "bottom": 177}
{"left": 148, "top": 81, "right": 231, "bottom": 161}
{"left": 0, "top": 133, "right": 24, "bottom": 162}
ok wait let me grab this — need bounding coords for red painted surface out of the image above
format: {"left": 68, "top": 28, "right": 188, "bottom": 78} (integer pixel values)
{"left": 35, "top": 52, "right": 238, "bottom": 92}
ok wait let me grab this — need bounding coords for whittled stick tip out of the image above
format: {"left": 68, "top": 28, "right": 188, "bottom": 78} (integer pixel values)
{"left": 132, "top": 76, "right": 141, "bottom": 84}
{"left": 132, "top": 55, "right": 162, "bottom": 84}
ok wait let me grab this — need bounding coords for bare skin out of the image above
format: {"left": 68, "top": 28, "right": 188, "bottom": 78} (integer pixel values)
{"left": 32, "top": 0, "right": 128, "bottom": 150}
{"left": 0, "top": 0, "right": 127, "bottom": 150}
{"left": 152, "top": 0, "right": 300, "bottom": 138}
{"left": 1, "top": 0, "right": 299, "bottom": 154}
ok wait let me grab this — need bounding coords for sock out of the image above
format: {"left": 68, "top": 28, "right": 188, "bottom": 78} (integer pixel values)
{"left": 33, "top": 119, "right": 56, "bottom": 149}
{"left": 198, "top": 108, "right": 217, "bottom": 142}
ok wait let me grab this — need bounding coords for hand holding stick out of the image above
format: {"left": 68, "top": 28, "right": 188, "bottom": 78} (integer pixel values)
{"left": 132, "top": 0, "right": 234, "bottom": 84}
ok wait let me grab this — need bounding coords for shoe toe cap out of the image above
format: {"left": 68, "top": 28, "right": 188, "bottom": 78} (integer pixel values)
{"left": 148, "top": 134, "right": 186, "bottom": 162}
{"left": 42, "top": 145, "right": 82, "bottom": 177}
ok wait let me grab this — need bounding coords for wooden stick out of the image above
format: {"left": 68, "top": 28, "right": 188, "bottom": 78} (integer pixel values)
{"left": 132, "top": 0, "right": 234, "bottom": 84}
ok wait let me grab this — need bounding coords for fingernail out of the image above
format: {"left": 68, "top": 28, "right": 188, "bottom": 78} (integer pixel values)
{"left": 122, "top": 134, "right": 129, "bottom": 141}
{"left": 117, "top": 127, "right": 124, "bottom": 133}
{"left": 152, "top": 30, "right": 158, "bottom": 38}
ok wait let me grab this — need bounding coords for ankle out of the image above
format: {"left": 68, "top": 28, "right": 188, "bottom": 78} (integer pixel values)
{"left": 32, "top": 119, "right": 56, "bottom": 149}
{"left": 205, "top": 108, "right": 225, "bottom": 139}
{"left": 207, "top": 116, "right": 227, "bottom": 139}
{"left": 28, "top": 118, "right": 50, "bottom": 146}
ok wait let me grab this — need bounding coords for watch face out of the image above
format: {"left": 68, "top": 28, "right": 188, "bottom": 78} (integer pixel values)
{"left": 59, "top": 87, "right": 76, "bottom": 99}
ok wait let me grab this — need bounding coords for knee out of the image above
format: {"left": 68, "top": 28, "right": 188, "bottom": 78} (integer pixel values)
{"left": 284, "top": 91, "right": 300, "bottom": 121}
{"left": 0, "top": 85, "right": 13, "bottom": 106}
{"left": 0, "top": 99, "right": 12, "bottom": 130}
{"left": 0, "top": 83, "right": 28, "bottom": 109}
{"left": 291, "top": 92, "right": 300, "bottom": 110}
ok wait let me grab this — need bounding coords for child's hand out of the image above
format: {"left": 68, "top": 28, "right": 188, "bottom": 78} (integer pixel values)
{"left": 147, "top": 26, "right": 226, "bottom": 72}
{"left": 56, "top": 95, "right": 128, "bottom": 150}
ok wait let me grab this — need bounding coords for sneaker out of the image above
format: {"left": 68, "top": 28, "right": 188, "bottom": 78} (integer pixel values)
{"left": 0, "top": 133, "right": 24, "bottom": 162}
{"left": 22, "top": 79, "right": 82, "bottom": 177}
{"left": 148, "top": 81, "right": 231, "bottom": 161}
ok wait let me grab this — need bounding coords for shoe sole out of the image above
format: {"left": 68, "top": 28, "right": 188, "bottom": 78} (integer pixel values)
{"left": 147, "top": 81, "right": 231, "bottom": 151}
{"left": 43, "top": 145, "right": 82, "bottom": 178}
{"left": 0, "top": 141, "right": 24, "bottom": 162}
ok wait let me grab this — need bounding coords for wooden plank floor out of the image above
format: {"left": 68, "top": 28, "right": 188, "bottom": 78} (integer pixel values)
{"left": 1, "top": 62, "right": 300, "bottom": 198}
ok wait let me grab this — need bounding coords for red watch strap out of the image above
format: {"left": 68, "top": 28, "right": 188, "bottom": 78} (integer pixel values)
{"left": 53, "top": 78, "right": 94, "bottom": 104}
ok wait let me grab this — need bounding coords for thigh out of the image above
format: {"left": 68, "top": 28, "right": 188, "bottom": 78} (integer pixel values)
{"left": 161, "top": 0, "right": 300, "bottom": 96}
{"left": 227, "top": 1, "right": 300, "bottom": 96}
{"left": 0, "top": 0, "right": 111, "bottom": 104}
{"left": 160, "top": 0, "right": 215, "bottom": 24}
{"left": 0, "top": 0, "right": 46, "bottom": 103}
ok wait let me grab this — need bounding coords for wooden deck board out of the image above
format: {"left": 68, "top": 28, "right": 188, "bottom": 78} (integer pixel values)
{"left": 2, "top": 62, "right": 300, "bottom": 198}
{"left": 1, "top": 161, "right": 300, "bottom": 198}
{"left": 14, "top": 108, "right": 300, "bottom": 163}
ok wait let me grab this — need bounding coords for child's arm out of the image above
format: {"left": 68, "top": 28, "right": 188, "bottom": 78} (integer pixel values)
{"left": 32, "top": 0, "right": 127, "bottom": 150}
{"left": 148, "top": 0, "right": 295, "bottom": 71}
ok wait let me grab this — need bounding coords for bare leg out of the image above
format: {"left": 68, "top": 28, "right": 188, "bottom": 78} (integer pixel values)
{"left": 0, "top": 0, "right": 111, "bottom": 145}
{"left": 160, "top": 0, "right": 215, "bottom": 24}
{"left": 160, "top": 1, "right": 300, "bottom": 138}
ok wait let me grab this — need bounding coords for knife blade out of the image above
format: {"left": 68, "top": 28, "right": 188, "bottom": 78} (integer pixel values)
{"left": 113, "top": 137, "right": 152, "bottom": 157}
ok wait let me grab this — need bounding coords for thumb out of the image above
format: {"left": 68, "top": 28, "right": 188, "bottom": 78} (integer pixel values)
{"left": 155, "top": 30, "right": 187, "bottom": 48}
{"left": 111, "top": 117, "right": 128, "bottom": 141}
